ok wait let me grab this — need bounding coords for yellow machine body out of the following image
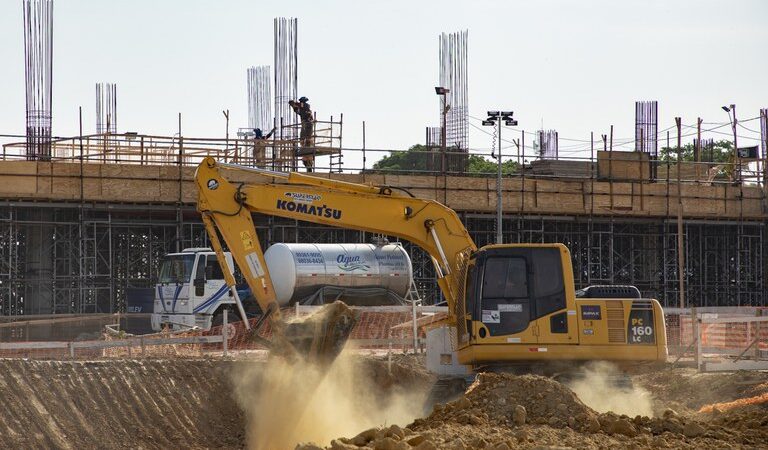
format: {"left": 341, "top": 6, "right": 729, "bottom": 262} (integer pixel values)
{"left": 194, "top": 157, "right": 667, "bottom": 366}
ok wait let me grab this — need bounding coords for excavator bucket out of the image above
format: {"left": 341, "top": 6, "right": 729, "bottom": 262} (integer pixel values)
{"left": 280, "top": 301, "right": 358, "bottom": 366}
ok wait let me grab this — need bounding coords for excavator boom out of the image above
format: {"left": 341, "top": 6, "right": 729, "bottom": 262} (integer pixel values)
{"left": 195, "top": 157, "right": 475, "bottom": 361}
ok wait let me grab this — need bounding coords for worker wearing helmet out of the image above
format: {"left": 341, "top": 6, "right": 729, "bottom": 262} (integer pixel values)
{"left": 289, "top": 96, "right": 315, "bottom": 172}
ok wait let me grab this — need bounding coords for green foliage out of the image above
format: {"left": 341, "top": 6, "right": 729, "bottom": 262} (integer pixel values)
{"left": 370, "top": 144, "right": 519, "bottom": 176}
{"left": 371, "top": 144, "right": 432, "bottom": 172}
{"left": 659, "top": 140, "right": 733, "bottom": 163}
{"left": 466, "top": 154, "right": 519, "bottom": 175}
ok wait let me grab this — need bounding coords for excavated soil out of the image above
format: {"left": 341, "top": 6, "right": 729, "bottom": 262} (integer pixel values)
{"left": 305, "top": 369, "right": 768, "bottom": 450}
{"left": 1, "top": 356, "right": 767, "bottom": 449}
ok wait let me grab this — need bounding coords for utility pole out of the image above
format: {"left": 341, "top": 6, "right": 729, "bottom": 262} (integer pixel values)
{"left": 222, "top": 109, "right": 230, "bottom": 159}
{"left": 435, "top": 87, "right": 450, "bottom": 174}
{"left": 675, "top": 117, "right": 685, "bottom": 310}
{"left": 696, "top": 117, "right": 702, "bottom": 179}
{"left": 497, "top": 118, "right": 502, "bottom": 243}
{"left": 483, "top": 111, "right": 518, "bottom": 244}
{"left": 733, "top": 105, "right": 740, "bottom": 182}
{"left": 723, "top": 104, "right": 739, "bottom": 182}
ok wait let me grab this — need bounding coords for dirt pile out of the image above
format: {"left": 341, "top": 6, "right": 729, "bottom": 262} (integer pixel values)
{"left": 413, "top": 373, "right": 598, "bottom": 431}
{"left": 307, "top": 370, "right": 768, "bottom": 450}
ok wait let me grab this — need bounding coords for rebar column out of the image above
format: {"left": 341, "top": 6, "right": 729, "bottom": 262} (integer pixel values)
{"left": 438, "top": 30, "right": 468, "bottom": 171}
{"left": 23, "top": 0, "right": 54, "bottom": 160}
{"left": 96, "top": 82, "right": 117, "bottom": 134}
{"left": 247, "top": 66, "right": 272, "bottom": 132}
{"left": 274, "top": 17, "right": 298, "bottom": 140}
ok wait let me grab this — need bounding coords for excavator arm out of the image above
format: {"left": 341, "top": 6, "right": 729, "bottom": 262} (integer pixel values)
{"left": 195, "top": 157, "right": 476, "bottom": 355}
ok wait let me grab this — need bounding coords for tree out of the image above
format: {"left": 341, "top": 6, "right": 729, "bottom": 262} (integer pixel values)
{"left": 659, "top": 139, "right": 736, "bottom": 180}
{"left": 371, "top": 144, "right": 432, "bottom": 172}
{"left": 370, "top": 144, "right": 519, "bottom": 176}
{"left": 466, "top": 154, "right": 519, "bottom": 176}
{"left": 659, "top": 140, "right": 733, "bottom": 163}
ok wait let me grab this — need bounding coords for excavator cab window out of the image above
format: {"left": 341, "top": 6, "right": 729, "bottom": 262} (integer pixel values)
{"left": 480, "top": 256, "right": 531, "bottom": 336}
{"left": 530, "top": 248, "right": 566, "bottom": 318}
{"left": 473, "top": 247, "right": 567, "bottom": 337}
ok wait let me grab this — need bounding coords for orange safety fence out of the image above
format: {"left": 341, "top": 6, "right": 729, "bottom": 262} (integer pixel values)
{"left": 665, "top": 308, "right": 768, "bottom": 357}
{"left": 1, "top": 307, "right": 765, "bottom": 360}
{"left": 699, "top": 392, "right": 768, "bottom": 413}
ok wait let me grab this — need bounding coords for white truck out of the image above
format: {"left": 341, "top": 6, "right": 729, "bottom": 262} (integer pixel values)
{"left": 151, "top": 243, "right": 414, "bottom": 332}
{"left": 150, "top": 247, "right": 253, "bottom": 332}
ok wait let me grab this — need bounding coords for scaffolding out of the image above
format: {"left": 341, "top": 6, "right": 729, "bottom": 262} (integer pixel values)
{"left": 0, "top": 118, "right": 766, "bottom": 314}
{"left": 0, "top": 200, "right": 763, "bottom": 315}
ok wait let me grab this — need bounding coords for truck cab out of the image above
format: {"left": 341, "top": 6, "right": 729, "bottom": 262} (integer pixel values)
{"left": 150, "top": 247, "right": 251, "bottom": 331}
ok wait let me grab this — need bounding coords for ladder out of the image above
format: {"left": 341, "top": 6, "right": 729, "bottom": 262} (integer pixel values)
{"left": 329, "top": 151, "right": 343, "bottom": 173}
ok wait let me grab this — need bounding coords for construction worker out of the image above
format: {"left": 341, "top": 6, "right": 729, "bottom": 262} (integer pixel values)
{"left": 253, "top": 127, "right": 275, "bottom": 140}
{"left": 289, "top": 96, "right": 314, "bottom": 172}
{"left": 252, "top": 127, "right": 275, "bottom": 163}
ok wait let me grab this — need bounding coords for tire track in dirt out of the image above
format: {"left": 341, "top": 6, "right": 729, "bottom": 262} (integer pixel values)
{"left": 0, "top": 359, "right": 246, "bottom": 449}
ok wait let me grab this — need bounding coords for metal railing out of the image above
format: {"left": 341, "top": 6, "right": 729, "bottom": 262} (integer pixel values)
{"left": 2, "top": 132, "right": 765, "bottom": 187}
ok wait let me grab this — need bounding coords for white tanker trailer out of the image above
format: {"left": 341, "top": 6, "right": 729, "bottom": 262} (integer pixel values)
{"left": 151, "top": 243, "right": 413, "bottom": 331}
{"left": 264, "top": 243, "right": 413, "bottom": 305}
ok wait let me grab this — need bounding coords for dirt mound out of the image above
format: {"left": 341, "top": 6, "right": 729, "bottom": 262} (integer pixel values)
{"left": 412, "top": 373, "right": 597, "bottom": 431}
{"left": 309, "top": 369, "right": 768, "bottom": 450}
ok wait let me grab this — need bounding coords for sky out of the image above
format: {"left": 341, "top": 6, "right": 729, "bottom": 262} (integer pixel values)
{"left": 0, "top": 0, "right": 766, "bottom": 168}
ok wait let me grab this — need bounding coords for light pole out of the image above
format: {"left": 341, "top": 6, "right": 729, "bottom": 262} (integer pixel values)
{"left": 435, "top": 87, "right": 451, "bottom": 173}
{"left": 483, "top": 111, "right": 518, "bottom": 244}
{"left": 722, "top": 104, "right": 739, "bottom": 182}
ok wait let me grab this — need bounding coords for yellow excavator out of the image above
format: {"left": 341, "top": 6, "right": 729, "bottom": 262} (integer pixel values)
{"left": 195, "top": 157, "right": 667, "bottom": 368}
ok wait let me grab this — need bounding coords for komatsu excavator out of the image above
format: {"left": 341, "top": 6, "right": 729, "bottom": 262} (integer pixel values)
{"left": 195, "top": 157, "right": 667, "bottom": 367}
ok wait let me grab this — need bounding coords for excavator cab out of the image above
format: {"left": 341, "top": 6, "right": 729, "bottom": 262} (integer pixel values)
{"left": 457, "top": 243, "right": 666, "bottom": 365}
{"left": 462, "top": 244, "right": 577, "bottom": 346}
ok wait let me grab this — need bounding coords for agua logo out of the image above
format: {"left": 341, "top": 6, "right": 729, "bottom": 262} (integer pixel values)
{"left": 336, "top": 254, "right": 370, "bottom": 272}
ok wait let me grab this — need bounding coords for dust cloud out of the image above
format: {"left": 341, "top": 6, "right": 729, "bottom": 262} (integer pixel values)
{"left": 231, "top": 351, "right": 427, "bottom": 450}
{"left": 567, "top": 361, "right": 654, "bottom": 417}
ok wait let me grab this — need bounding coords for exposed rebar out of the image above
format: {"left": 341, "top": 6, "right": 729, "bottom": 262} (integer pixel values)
{"left": 538, "top": 130, "right": 559, "bottom": 159}
{"left": 96, "top": 83, "right": 117, "bottom": 134}
{"left": 635, "top": 101, "right": 658, "bottom": 156}
{"left": 438, "top": 30, "right": 468, "bottom": 171}
{"left": 274, "top": 17, "right": 298, "bottom": 141}
{"left": 247, "top": 66, "right": 272, "bottom": 132}
{"left": 23, "top": 0, "right": 54, "bottom": 160}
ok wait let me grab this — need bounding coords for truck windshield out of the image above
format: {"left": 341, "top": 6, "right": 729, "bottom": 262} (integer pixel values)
{"left": 158, "top": 254, "right": 195, "bottom": 284}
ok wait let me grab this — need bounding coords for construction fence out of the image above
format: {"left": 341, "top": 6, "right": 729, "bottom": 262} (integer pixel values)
{"left": 0, "top": 306, "right": 445, "bottom": 360}
{"left": 665, "top": 307, "right": 768, "bottom": 371}
{"left": 1, "top": 306, "right": 767, "bottom": 372}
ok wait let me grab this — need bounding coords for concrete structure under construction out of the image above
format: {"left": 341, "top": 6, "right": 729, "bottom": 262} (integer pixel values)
{"left": 0, "top": 133, "right": 766, "bottom": 314}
